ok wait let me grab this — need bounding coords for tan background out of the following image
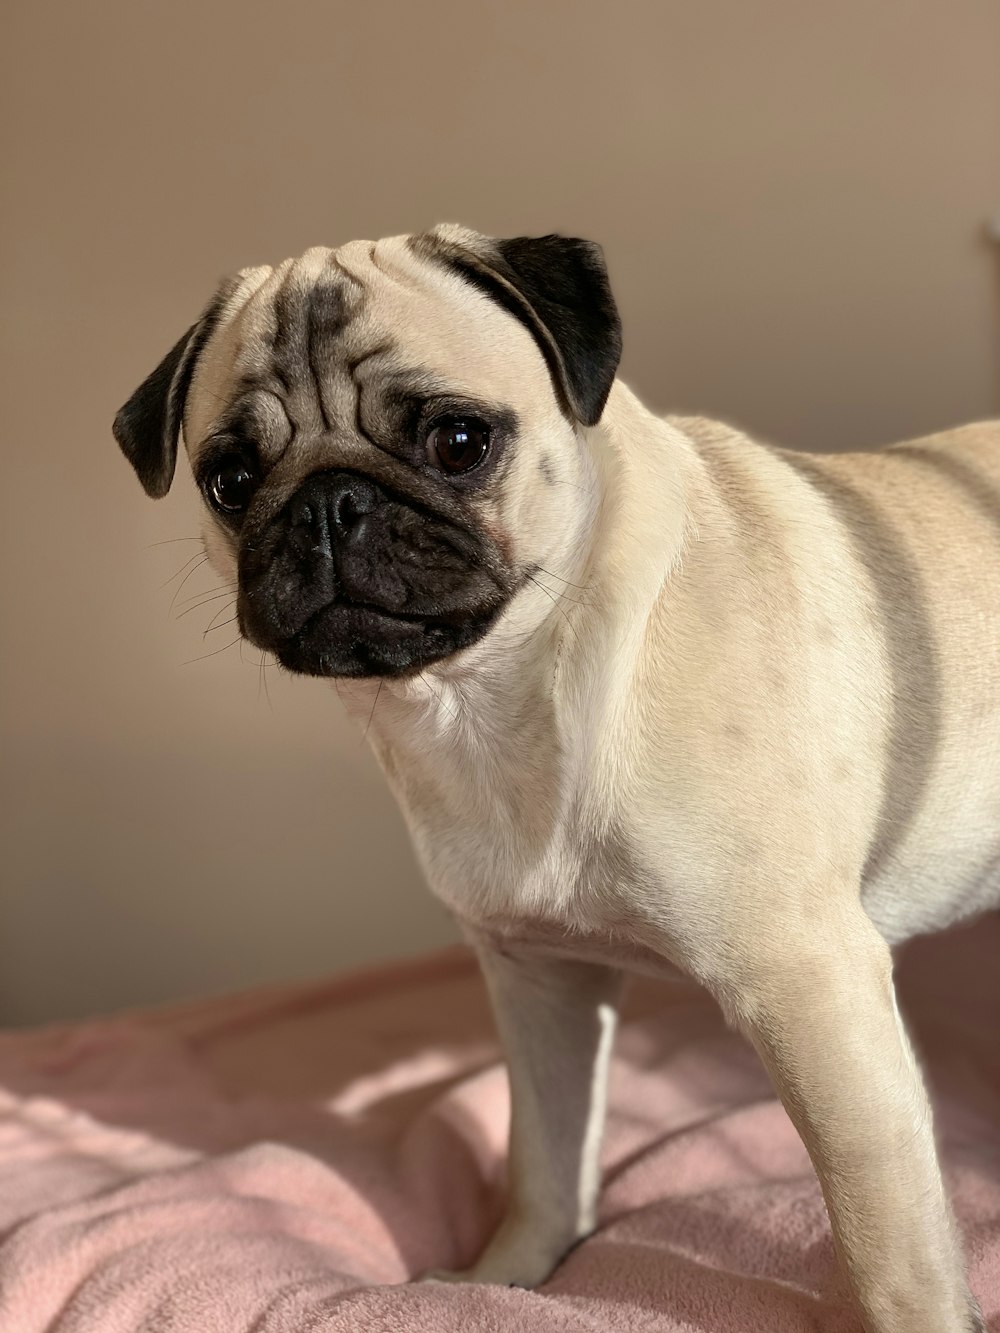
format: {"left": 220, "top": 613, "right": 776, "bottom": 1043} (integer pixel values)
{"left": 2, "top": 1, "right": 998, "bottom": 1026}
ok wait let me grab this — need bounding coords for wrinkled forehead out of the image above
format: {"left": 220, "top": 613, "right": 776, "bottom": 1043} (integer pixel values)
{"left": 185, "top": 235, "right": 557, "bottom": 447}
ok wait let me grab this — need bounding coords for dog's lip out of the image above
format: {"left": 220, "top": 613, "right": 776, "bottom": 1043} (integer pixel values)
{"left": 294, "top": 597, "right": 481, "bottom": 637}
{"left": 245, "top": 595, "right": 501, "bottom": 662}
{"left": 261, "top": 595, "right": 504, "bottom": 679}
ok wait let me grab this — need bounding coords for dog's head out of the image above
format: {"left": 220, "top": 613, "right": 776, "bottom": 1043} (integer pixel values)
{"left": 113, "top": 226, "right": 622, "bottom": 678}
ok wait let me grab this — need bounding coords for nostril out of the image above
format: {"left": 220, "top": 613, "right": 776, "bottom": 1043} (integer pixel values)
{"left": 333, "top": 490, "right": 361, "bottom": 532}
{"left": 330, "top": 478, "right": 378, "bottom": 536}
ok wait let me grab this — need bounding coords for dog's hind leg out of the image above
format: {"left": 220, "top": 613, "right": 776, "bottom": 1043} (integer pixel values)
{"left": 712, "top": 896, "right": 982, "bottom": 1333}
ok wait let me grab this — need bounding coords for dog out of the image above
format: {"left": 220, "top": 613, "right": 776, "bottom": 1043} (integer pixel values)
{"left": 112, "top": 226, "right": 998, "bottom": 1332}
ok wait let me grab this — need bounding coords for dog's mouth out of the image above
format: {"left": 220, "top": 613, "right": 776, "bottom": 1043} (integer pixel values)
{"left": 235, "top": 469, "right": 510, "bottom": 679}
{"left": 267, "top": 598, "right": 502, "bottom": 679}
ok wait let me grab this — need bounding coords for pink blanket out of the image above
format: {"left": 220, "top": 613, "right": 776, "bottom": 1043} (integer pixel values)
{"left": 0, "top": 918, "right": 997, "bottom": 1332}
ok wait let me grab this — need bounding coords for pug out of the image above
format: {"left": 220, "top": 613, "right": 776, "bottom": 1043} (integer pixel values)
{"left": 112, "top": 226, "right": 998, "bottom": 1333}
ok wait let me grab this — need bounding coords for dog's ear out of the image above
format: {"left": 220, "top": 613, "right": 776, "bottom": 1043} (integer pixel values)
{"left": 112, "top": 281, "right": 234, "bottom": 498}
{"left": 413, "top": 227, "right": 623, "bottom": 427}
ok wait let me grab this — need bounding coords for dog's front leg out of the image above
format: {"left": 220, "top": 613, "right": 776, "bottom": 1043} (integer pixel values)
{"left": 425, "top": 943, "right": 623, "bottom": 1287}
{"left": 719, "top": 901, "right": 983, "bottom": 1333}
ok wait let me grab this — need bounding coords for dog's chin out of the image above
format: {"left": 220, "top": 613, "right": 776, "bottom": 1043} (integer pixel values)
{"left": 262, "top": 602, "right": 499, "bottom": 680}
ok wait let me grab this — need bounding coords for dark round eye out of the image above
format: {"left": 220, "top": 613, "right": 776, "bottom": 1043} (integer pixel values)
{"left": 205, "top": 456, "right": 258, "bottom": 514}
{"left": 425, "top": 417, "right": 490, "bottom": 474}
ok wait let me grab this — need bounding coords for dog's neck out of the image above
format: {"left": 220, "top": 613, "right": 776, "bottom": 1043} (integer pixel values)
{"left": 333, "top": 383, "right": 695, "bottom": 908}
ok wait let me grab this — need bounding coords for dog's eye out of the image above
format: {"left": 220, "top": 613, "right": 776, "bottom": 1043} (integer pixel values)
{"left": 425, "top": 417, "right": 490, "bottom": 474}
{"left": 205, "top": 455, "right": 258, "bottom": 514}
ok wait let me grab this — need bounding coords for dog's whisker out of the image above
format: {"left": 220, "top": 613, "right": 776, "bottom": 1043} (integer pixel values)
{"left": 159, "top": 550, "right": 207, "bottom": 592}
{"left": 178, "top": 592, "right": 237, "bottom": 620}
{"left": 176, "top": 589, "right": 238, "bottom": 619}
{"left": 167, "top": 558, "right": 213, "bottom": 614}
{"left": 176, "top": 587, "right": 236, "bottom": 613}
{"left": 362, "top": 680, "right": 384, "bottom": 744}
{"left": 180, "top": 636, "right": 243, "bottom": 666}
{"left": 532, "top": 579, "right": 593, "bottom": 607}
{"left": 203, "top": 613, "right": 239, "bottom": 638}
{"left": 204, "top": 598, "right": 238, "bottom": 633}
{"left": 148, "top": 536, "right": 205, "bottom": 548}
{"left": 176, "top": 580, "right": 236, "bottom": 608}
{"left": 257, "top": 649, "right": 274, "bottom": 710}
{"left": 534, "top": 565, "right": 589, "bottom": 592}
{"left": 526, "top": 572, "right": 581, "bottom": 644}
{"left": 197, "top": 382, "right": 233, "bottom": 410}
{"left": 418, "top": 670, "right": 460, "bottom": 724}
{"left": 263, "top": 653, "right": 274, "bottom": 709}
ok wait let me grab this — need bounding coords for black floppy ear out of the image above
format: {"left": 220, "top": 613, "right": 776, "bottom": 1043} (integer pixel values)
{"left": 112, "top": 284, "right": 232, "bottom": 498}
{"left": 415, "top": 229, "right": 623, "bottom": 427}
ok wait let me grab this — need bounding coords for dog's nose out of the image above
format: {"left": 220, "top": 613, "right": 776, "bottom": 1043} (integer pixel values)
{"left": 289, "top": 472, "right": 382, "bottom": 559}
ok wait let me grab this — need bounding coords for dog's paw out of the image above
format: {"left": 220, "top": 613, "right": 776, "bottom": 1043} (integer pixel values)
{"left": 417, "top": 1247, "right": 567, "bottom": 1289}
{"left": 417, "top": 1217, "right": 587, "bottom": 1289}
{"left": 417, "top": 1266, "right": 535, "bottom": 1289}
{"left": 418, "top": 1268, "right": 474, "bottom": 1285}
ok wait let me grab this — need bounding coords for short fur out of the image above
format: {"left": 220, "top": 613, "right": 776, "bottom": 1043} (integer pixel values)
{"left": 113, "top": 226, "right": 998, "bottom": 1333}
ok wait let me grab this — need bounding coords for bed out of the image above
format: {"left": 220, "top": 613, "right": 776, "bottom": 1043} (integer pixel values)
{"left": 0, "top": 916, "right": 996, "bottom": 1331}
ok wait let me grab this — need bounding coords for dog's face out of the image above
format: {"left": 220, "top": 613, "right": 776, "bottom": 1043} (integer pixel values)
{"left": 113, "top": 226, "right": 621, "bottom": 678}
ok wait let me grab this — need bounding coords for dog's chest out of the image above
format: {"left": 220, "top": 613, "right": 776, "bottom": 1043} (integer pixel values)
{"left": 396, "top": 764, "right": 659, "bottom": 950}
{"left": 370, "top": 668, "right": 684, "bottom": 949}
{"left": 403, "top": 793, "right": 595, "bottom": 924}
{"left": 396, "top": 784, "right": 696, "bottom": 978}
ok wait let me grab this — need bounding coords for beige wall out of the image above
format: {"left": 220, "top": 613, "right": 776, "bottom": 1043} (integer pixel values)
{"left": 2, "top": 1, "right": 998, "bottom": 1025}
